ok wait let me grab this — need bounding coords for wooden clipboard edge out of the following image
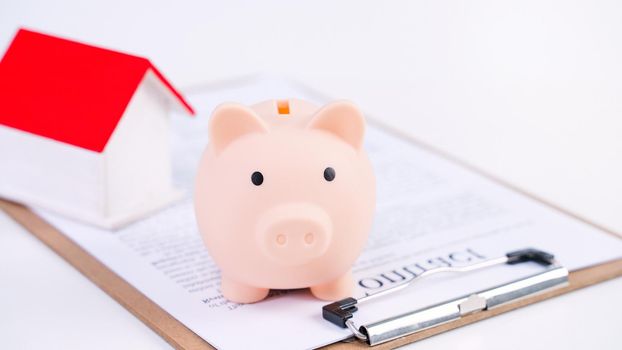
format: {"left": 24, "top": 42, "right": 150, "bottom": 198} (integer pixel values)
{"left": 2, "top": 77, "right": 621, "bottom": 349}
{"left": 0, "top": 199, "right": 214, "bottom": 350}
{"left": 4, "top": 199, "right": 622, "bottom": 350}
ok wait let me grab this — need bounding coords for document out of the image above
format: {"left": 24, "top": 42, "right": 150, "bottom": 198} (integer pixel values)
{"left": 36, "top": 78, "right": 622, "bottom": 349}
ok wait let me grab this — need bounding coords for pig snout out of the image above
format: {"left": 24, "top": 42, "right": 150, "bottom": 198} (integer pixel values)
{"left": 255, "top": 203, "right": 332, "bottom": 266}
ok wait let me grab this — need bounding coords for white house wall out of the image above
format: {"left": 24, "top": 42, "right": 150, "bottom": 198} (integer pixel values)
{"left": 103, "top": 71, "right": 178, "bottom": 222}
{"left": 0, "top": 124, "right": 105, "bottom": 219}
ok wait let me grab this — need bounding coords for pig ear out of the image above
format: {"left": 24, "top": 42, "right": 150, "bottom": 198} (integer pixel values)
{"left": 307, "top": 101, "right": 365, "bottom": 150}
{"left": 209, "top": 103, "right": 268, "bottom": 154}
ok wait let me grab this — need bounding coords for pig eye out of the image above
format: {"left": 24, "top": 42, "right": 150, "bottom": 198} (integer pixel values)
{"left": 323, "top": 167, "right": 336, "bottom": 182}
{"left": 251, "top": 171, "right": 264, "bottom": 186}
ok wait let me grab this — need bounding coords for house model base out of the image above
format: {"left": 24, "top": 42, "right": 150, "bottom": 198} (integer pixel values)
{"left": 1, "top": 183, "right": 184, "bottom": 230}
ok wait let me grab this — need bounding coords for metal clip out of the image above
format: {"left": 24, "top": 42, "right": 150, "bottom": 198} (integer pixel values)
{"left": 322, "top": 248, "right": 569, "bottom": 346}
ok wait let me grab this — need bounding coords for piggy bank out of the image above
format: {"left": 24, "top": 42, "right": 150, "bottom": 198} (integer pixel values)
{"left": 194, "top": 99, "right": 375, "bottom": 303}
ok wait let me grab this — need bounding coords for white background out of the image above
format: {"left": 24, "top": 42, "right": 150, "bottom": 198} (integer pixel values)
{"left": 0, "top": 1, "right": 621, "bottom": 349}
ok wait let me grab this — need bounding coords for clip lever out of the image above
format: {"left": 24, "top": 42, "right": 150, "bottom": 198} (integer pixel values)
{"left": 322, "top": 297, "right": 358, "bottom": 328}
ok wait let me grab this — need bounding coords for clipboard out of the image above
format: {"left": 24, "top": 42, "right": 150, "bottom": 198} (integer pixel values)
{"left": 2, "top": 79, "right": 622, "bottom": 350}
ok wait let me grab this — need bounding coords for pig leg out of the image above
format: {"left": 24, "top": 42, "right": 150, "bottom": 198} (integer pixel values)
{"left": 310, "top": 271, "right": 353, "bottom": 300}
{"left": 221, "top": 276, "right": 269, "bottom": 303}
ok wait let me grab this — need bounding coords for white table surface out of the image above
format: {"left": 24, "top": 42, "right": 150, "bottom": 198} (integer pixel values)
{"left": 1, "top": 1, "right": 621, "bottom": 349}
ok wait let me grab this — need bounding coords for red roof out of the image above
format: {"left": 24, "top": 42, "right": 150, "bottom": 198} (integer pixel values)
{"left": 0, "top": 29, "right": 195, "bottom": 153}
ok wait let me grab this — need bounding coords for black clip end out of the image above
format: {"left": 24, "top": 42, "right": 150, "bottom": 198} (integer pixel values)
{"left": 506, "top": 248, "right": 555, "bottom": 266}
{"left": 322, "top": 297, "right": 358, "bottom": 328}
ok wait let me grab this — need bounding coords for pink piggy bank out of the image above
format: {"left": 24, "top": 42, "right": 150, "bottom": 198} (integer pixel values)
{"left": 194, "top": 99, "right": 375, "bottom": 303}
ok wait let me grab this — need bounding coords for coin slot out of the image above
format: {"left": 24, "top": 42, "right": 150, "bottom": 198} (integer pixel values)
{"left": 277, "top": 100, "right": 290, "bottom": 115}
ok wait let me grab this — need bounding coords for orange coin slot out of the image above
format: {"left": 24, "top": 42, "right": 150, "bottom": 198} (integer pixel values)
{"left": 277, "top": 100, "right": 290, "bottom": 115}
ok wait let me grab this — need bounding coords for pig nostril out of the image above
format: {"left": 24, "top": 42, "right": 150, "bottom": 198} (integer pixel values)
{"left": 276, "top": 234, "right": 287, "bottom": 246}
{"left": 304, "top": 233, "right": 314, "bottom": 245}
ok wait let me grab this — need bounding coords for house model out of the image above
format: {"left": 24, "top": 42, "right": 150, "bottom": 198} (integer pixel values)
{"left": 0, "top": 29, "right": 195, "bottom": 229}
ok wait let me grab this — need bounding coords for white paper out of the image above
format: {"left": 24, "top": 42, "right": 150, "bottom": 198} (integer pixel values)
{"left": 36, "top": 77, "right": 622, "bottom": 350}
